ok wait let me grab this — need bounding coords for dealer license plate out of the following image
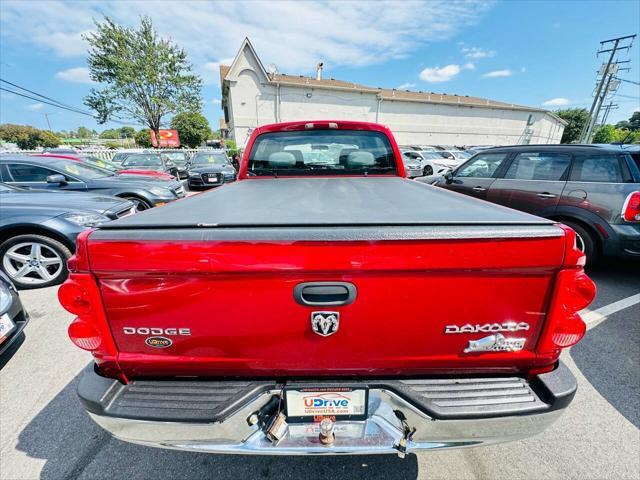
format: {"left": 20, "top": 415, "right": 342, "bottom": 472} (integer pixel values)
{"left": 285, "top": 387, "right": 368, "bottom": 422}
{"left": 0, "top": 314, "right": 16, "bottom": 345}
{"left": 206, "top": 175, "right": 219, "bottom": 183}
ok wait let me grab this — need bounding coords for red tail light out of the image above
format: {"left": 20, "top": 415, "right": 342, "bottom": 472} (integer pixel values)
{"left": 58, "top": 231, "right": 125, "bottom": 380}
{"left": 68, "top": 318, "right": 102, "bottom": 350}
{"left": 537, "top": 226, "right": 596, "bottom": 357}
{"left": 58, "top": 282, "right": 91, "bottom": 315}
{"left": 622, "top": 191, "right": 640, "bottom": 222}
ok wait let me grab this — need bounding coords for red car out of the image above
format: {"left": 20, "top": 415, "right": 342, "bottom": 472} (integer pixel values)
{"left": 60, "top": 120, "right": 595, "bottom": 457}
{"left": 31, "top": 153, "right": 174, "bottom": 180}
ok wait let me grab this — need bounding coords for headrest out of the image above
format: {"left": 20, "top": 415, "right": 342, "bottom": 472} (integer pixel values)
{"left": 347, "top": 151, "right": 375, "bottom": 166}
{"left": 268, "top": 151, "right": 296, "bottom": 166}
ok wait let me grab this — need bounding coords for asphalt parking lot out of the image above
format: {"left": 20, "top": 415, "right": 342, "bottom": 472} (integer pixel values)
{"left": 1, "top": 260, "right": 638, "bottom": 480}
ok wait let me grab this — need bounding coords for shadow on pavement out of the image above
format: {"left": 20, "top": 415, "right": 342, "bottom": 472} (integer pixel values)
{"left": 572, "top": 259, "right": 640, "bottom": 429}
{"left": 16, "top": 369, "right": 418, "bottom": 480}
{"left": 0, "top": 331, "right": 26, "bottom": 370}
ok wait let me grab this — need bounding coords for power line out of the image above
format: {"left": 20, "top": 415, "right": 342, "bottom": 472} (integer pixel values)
{"left": 1, "top": 78, "right": 93, "bottom": 116}
{"left": 0, "top": 78, "right": 133, "bottom": 126}
{"left": 0, "top": 87, "right": 99, "bottom": 118}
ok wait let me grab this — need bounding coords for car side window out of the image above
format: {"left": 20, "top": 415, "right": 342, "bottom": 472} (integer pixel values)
{"left": 504, "top": 152, "right": 570, "bottom": 181}
{"left": 6, "top": 164, "right": 58, "bottom": 182}
{"left": 455, "top": 153, "right": 508, "bottom": 178}
{"left": 570, "top": 154, "right": 624, "bottom": 183}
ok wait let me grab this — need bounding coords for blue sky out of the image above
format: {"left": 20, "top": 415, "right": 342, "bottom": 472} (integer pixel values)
{"left": 1, "top": 0, "right": 638, "bottom": 133}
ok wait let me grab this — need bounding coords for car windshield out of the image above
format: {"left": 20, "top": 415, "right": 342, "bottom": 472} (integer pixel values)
{"left": 47, "top": 159, "right": 114, "bottom": 179}
{"left": 423, "top": 152, "right": 446, "bottom": 160}
{"left": 192, "top": 153, "right": 228, "bottom": 165}
{"left": 248, "top": 129, "right": 397, "bottom": 176}
{"left": 163, "top": 152, "right": 188, "bottom": 164}
{"left": 122, "top": 154, "right": 163, "bottom": 167}
{"left": 80, "top": 156, "right": 119, "bottom": 172}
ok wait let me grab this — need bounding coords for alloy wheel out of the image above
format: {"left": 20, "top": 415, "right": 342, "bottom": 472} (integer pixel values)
{"left": 2, "top": 242, "right": 64, "bottom": 286}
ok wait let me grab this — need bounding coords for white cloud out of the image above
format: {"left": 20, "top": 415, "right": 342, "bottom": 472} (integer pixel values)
{"left": 521, "top": 67, "right": 527, "bottom": 73}
{"left": 461, "top": 46, "right": 495, "bottom": 59}
{"left": 482, "top": 69, "right": 513, "bottom": 78}
{"left": 420, "top": 64, "right": 461, "bottom": 83}
{"left": 26, "top": 103, "right": 44, "bottom": 111}
{"left": 211, "top": 98, "right": 221, "bottom": 105}
{"left": 0, "top": 1, "right": 494, "bottom": 78}
{"left": 396, "top": 82, "right": 416, "bottom": 90}
{"left": 418, "top": 62, "right": 475, "bottom": 83}
{"left": 0, "top": 92, "right": 16, "bottom": 100}
{"left": 55, "top": 66, "right": 93, "bottom": 84}
{"left": 542, "top": 97, "right": 570, "bottom": 107}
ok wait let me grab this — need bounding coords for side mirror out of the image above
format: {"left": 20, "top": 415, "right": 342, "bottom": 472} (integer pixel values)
{"left": 443, "top": 170, "right": 453, "bottom": 184}
{"left": 46, "top": 174, "right": 67, "bottom": 185}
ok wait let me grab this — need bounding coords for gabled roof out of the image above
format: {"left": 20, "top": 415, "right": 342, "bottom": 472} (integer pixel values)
{"left": 219, "top": 38, "right": 564, "bottom": 120}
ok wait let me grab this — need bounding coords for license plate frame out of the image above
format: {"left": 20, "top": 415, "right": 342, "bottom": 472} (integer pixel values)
{"left": 284, "top": 386, "right": 369, "bottom": 423}
{"left": 0, "top": 314, "right": 16, "bottom": 345}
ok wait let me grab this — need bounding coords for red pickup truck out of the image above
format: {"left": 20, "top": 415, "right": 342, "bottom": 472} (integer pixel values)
{"left": 59, "top": 121, "right": 595, "bottom": 457}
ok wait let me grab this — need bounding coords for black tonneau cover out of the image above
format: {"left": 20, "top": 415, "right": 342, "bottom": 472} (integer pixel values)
{"left": 100, "top": 177, "right": 554, "bottom": 229}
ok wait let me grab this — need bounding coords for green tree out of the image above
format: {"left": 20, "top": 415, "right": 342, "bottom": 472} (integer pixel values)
{"left": 84, "top": 16, "right": 202, "bottom": 147}
{"left": 556, "top": 108, "right": 589, "bottom": 143}
{"left": 0, "top": 124, "right": 60, "bottom": 149}
{"left": 615, "top": 120, "right": 631, "bottom": 130}
{"left": 76, "top": 126, "right": 93, "bottom": 138}
{"left": 104, "top": 140, "right": 120, "bottom": 149}
{"left": 38, "top": 130, "right": 61, "bottom": 148}
{"left": 99, "top": 128, "right": 119, "bottom": 139}
{"left": 170, "top": 112, "right": 211, "bottom": 148}
{"left": 118, "top": 126, "right": 136, "bottom": 138}
{"left": 592, "top": 124, "right": 616, "bottom": 143}
{"left": 135, "top": 128, "right": 152, "bottom": 147}
{"left": 628, "top": 111, "right": 640, "bottom": 131}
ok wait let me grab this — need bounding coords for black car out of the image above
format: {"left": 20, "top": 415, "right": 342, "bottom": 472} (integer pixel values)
{"left": 0, "top": 272, "right": 29, "bottom": 359}
{"left": 430, "top": 144, "right": 640, "bottom": 262}
{"left": 187, "top": 151, "right": 237, "bottom": 189}
{"left": 0, "top": 155, "right": 185, "bottom": 211}
{"left": 121, "top": 153, "right": 179, "bottom": 179}
{"left": 0, "top": 183, "right": 135, "bottom": 288}
{"left": 161, "top": 151, "right": 190, "bottom": 179}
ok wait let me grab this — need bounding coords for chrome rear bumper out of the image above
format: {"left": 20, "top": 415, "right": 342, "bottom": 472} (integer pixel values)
{"left": 79, "top": 363, "right": 575, "bottom": 455}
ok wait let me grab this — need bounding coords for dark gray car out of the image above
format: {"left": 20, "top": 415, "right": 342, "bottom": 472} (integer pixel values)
{"left": 0, "top": 155, "right": 185, "bottom": 211}
{"left": 0, "top": 183, "right": 135, "bottom": 288}
{"left": 432, "top": 144, "right": 640, "bottom": 262}
{"left": 186, "top": 151, "right": 237, "bottom": 189}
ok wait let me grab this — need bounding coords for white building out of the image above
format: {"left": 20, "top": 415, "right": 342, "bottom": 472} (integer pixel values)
{"left": 220, "top": 39, "right": 566, "bottom": 147}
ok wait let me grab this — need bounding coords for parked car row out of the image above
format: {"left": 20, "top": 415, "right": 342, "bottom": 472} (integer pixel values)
{"left": 420, "top": 143, "right": 640, "bottom": 263}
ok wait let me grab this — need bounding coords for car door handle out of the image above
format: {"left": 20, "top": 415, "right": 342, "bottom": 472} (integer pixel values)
{"left": 472, "top": 186, "right": 486, "bottom": 192}
{"left": 294, "top": 282, "right": 357, "bottom": 306}
{"left": 536, "top": 192, "right": 556, "bottom": 199}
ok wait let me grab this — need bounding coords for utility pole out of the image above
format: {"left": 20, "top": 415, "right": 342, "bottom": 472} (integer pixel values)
{"left": 44, "top": 113, "right": 52, "bottom": 131}
{"left": 600, "top": 102, "right": 618, "bottom": 125}
{"left": 580, "top": 34, "right": 635, "bottom": 143}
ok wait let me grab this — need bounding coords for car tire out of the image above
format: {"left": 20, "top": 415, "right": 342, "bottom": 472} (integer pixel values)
{"left": 122, "top": 196, "right": 152, "bottom": 211}
{"left": 0, "top": 234, "right": 72, "bottom": 289}
{"left": 561, "top": 220, "right": 599, "bottom": 264}
{"left": 423, "top": 165, "right": 433, "bottom": 176}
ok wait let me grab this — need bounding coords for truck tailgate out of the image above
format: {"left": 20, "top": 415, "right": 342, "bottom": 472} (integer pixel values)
{"left": 87, "top": 225, "right": 566, "bottom": 378}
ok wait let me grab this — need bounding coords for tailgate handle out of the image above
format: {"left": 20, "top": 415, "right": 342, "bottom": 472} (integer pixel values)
{"left": 294, "top": 282, "right": 357, "bottom": 306}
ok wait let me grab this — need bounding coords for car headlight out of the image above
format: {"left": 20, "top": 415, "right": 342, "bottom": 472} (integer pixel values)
{"left": 0, "top": 282, "right": 12, "bottom": 316}
{"left": 147, "top": 186, "right": 174, "bottom": 197}
{"left": 63, "top": 213, "right": 111, "bottom": 227}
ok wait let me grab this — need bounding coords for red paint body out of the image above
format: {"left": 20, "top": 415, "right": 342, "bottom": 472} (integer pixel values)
{"left": 58, "top": 121, "right": 596, "bottom": 382}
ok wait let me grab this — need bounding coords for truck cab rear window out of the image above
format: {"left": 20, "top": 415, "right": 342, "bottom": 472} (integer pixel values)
{"left": 247, "top": 130, "right": 397, "bottom": 176}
